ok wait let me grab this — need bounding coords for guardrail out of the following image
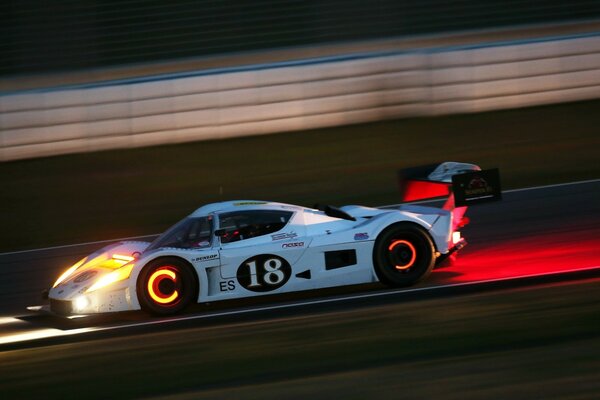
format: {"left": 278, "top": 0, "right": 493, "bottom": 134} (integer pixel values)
{"left": 2, "top": 32, "right": 600, "bottom": 161}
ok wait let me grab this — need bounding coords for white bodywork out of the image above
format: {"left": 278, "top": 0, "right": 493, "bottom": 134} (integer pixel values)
{"left": 48, "top": 200, "right": 456, "bottom": 315}
{"left": 426, "top": 162, "right": 481, "bottom": 183}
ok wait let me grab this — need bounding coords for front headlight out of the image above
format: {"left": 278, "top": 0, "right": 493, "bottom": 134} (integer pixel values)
{"left": 73, "top": 295, "right": 90, "bottom": 312}
{"left": 86, "top": 263, "right": 135, "bottom": 293}
{"left": 53, "top": 257, "right": 87, "bottom": 288}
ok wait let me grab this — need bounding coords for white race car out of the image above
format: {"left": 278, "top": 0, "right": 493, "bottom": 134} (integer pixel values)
{"left": 45, "top": 162, "right": 500, "bottom": 316}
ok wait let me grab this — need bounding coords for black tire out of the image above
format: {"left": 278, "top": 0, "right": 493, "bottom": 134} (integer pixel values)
{"left": 373, "top": 223, "right": 436, "bottom": 287}
{"left": 137, "top": 257, "right": 198, "bottom": 315}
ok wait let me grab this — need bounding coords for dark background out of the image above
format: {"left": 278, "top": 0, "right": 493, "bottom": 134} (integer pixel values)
{"left": 2, "top": 0, "right": 600, "bottom": 76}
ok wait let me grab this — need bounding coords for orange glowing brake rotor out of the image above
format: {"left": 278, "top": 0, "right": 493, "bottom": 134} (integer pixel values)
{"left": 147, "top": 267, "right": 180, "bottom": 305}
{"left": 388, "top": 240, "right": 417, "bottom": 270}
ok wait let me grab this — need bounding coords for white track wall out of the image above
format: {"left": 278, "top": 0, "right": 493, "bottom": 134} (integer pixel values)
{"left": 2, "top": 33, "right": 600, "bottom": 161}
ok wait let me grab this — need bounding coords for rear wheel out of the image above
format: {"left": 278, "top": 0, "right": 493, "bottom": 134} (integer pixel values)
{"left": 137, "top": 257, "right": 197, "bottom": 315}
{"left": 373, "top": 223, "right": 436, "bottom": 287}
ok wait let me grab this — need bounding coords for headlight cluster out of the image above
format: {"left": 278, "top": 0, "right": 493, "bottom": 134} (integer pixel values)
{"left": 86, "top": 263, "right": 135, "bottom": 293}
{"left": 53, "top": 253, "right": 136, "bottom": 292}
{"left": 52, "top": 257, "right": 87, "bottom": 288}
{"left": 73, "top": 295, "right": 90, "bottom": 311}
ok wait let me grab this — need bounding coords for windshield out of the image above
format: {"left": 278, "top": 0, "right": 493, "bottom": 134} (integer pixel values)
{"left": 146, "top": 216, "right": 213, "bottom": 252}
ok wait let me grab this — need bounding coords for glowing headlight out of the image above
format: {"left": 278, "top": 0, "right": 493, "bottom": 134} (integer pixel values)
{"left": 86, "top": 263, "right": 135, "bottom": 293}
{"left": 73, "top": 295, "right": 90, "bottom": 312}
{"left": 53, "top": 257, "right": 87, "bottom": 288}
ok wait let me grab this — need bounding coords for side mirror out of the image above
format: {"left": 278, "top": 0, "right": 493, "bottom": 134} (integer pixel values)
{"left": 214, "top": 228, "right": 227, "bottom": 237}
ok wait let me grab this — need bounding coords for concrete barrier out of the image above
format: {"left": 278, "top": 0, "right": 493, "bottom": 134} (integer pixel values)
{"left": 2, "top": 33, "right": 600, "bottom": 161}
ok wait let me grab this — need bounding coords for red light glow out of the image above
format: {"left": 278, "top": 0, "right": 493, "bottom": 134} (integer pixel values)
{"left": 400, "top": 180, "right": 450, "bottom": 202}
{"left": 432, "top": 232, "right": 600, "bottom": 284}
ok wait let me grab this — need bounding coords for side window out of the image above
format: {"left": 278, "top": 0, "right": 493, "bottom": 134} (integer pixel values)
{"left": 219, "top": 210, "right": 293, "bottom": 244}
{"left": 185, "top": 217, "right": 213, "bottom": 248}
{"left": 146, "top": 216, "right": 213, "bottom": 251}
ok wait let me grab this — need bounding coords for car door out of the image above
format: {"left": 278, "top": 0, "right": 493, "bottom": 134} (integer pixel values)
{"left": 216, "top": 209, "right": 308, "bottom": 295}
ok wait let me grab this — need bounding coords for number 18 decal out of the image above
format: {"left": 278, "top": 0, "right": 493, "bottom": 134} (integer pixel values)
{"left": 236, "top": 254, "right": 291, "bottom": 292}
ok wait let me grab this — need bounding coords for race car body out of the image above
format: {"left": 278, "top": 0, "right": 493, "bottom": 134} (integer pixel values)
{"left": 46, "top": 162, "right": 500, "bottom": 316}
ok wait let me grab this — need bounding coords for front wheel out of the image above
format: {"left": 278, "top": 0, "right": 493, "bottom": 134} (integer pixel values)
{"left": 373, "top": 223, "right": 436, "bottom": 287}
{"left": 137, "top": 257, "right": 197, "bottom": 315}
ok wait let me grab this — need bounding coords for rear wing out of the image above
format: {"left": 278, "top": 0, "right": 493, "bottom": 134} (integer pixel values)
{"left": 451, "top": 168, "right": 502, "bottom": 207}
{"left": 398, "top": 162, "right": 501, "bottom": 229}
{"left": 398, "top": 162, "right": 501, "bottom": 206}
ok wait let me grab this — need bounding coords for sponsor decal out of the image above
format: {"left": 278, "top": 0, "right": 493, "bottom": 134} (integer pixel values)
{"left": 233, "top": 201, "right": 267, "bottom": 206}
{"left": 73, "top": 270, "right": 98, "bottom": 283}
{"left": 192, "top": 254, "right": 219, "bottom": 262}
{"left": 282, "top": 241, "right": 304, "bottom": 248}
{"left": 354, "top": 232, "right": 369, "bottom": 241}
{"left": 452, "top": 168, "right": 501, "bottom": 206}
{"left": 464, "top": 177, "right": 491, "bottom": 196}
{"left": 271, "top": 231, "right": 298, "bottom": 241}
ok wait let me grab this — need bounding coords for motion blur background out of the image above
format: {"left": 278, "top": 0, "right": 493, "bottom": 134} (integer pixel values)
{"left": 3, "top": 0, "right": 600, "bottom": 76}
{"left": 1, "top": 1, "right": 600, "bottom": 250}
{"left": 2, "top": 0, "right": 600, "bottom": 251}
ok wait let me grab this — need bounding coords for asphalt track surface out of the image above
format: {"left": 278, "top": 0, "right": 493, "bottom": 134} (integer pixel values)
{"left": 0, "top": 180, "right": 598, "bottom": 350}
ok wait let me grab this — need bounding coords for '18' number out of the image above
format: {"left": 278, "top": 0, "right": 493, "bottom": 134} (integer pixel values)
{"left": 236, "top": 255, "right": 291, "bottom": 292}
{"left": 247, "top": 258, "right": 285, "bottom": 287}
